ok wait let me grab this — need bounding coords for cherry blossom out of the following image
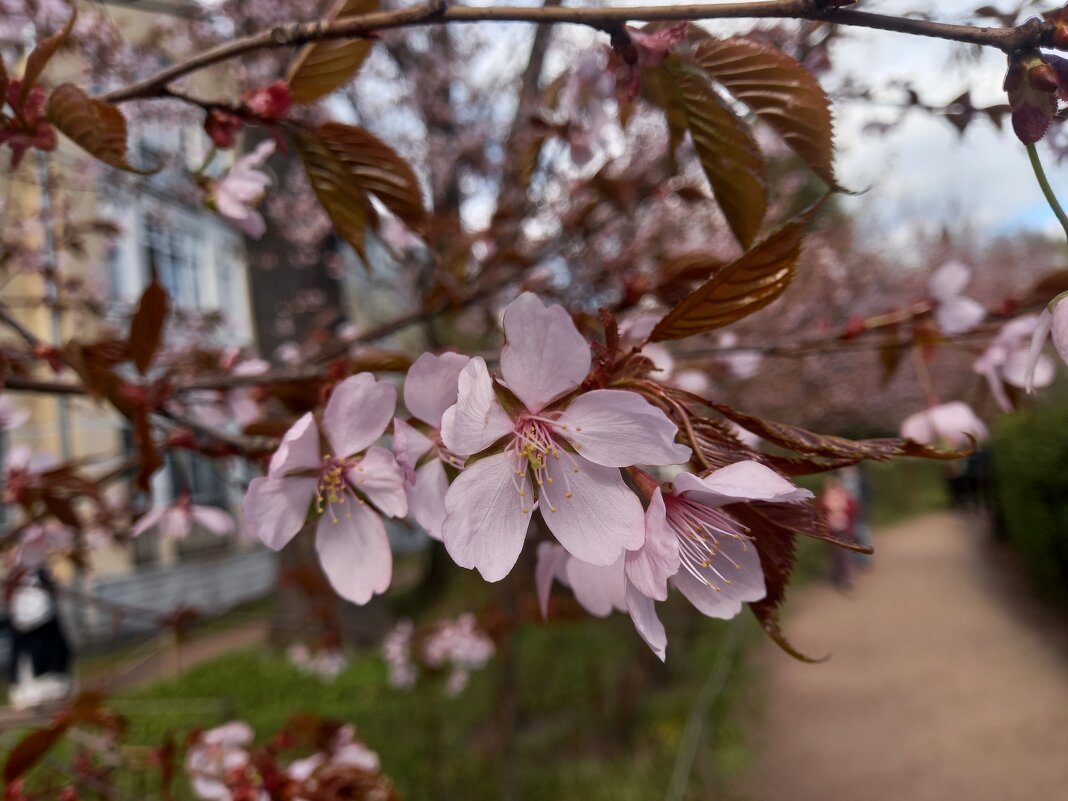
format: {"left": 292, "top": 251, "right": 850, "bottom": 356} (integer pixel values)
{"left": 286, "top": 643, "right": 348, "bottom": 681}
{"left": 899, "top": 401, "right": 989, "bottom": 448}
{"left": 539, "top": 461, "right": 810, "bottom": 660}
{"left": 185, "top": 722, "right": 254, "bottom": 801}
{"left": 206, "top": 140, "right": 275, "bottom": 238}
{"left": 131, "top": 493, "right": 235, "bottom": 539}
{"left": 382, "top": 620, "right": 417, "bottom": 689}
{"left": 393, "top": 352, "right": 469, "bottom": 540}
{"left": 440, "top": 293, "right": 691, "bottom": 581}
{"left": 14, "top": 522, "right": 73, "bottom": 569}
{"left": 1025, "top": 295, "right": 1068, "bottom": 392}
{"left": 0, "top": 395, "right": 30, "bottom": 430}
{"left": 286, "top": 724, "right": 381, "bottom": 789}
{"left": 2, "top": 445, "right": 59, "bottom": 504}
{"left": 244, "top": 373, "right": 406, "bottom": 604}
{"left": 973, "top": 314, "right": 1054, "bottom": 412}
{"left": 927, "top": 260, "right": 985, "bottom": 335}
{"left": 381, "top": 613, "right": 495, "bottom": 696}
{"left": 0, "top": 82, "right": 57, "bottom": 169}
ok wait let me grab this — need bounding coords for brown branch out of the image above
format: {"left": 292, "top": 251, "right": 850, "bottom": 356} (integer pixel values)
{"left": 101, "top": 1, "right": 1055, "bottom": 104}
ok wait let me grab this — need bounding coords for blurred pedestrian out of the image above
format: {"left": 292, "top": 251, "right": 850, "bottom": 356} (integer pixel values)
{"left": 819, "top": 475, "right": 858, "bottom": 590}
{"left": 4, "top": 567, "right": 72, "bottom": 710}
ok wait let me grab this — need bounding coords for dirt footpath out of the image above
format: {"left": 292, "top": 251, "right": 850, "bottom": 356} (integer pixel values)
{"left": 745, "top": 512, "right": 1068, "bottom": 801}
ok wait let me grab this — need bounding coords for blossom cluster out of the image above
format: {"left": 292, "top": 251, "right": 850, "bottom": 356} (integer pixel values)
{"left": 242, "top": 293, "right": 818, "bottom": 660}
{"left": 382, "top": 613, "right": 496, "bottom": 696}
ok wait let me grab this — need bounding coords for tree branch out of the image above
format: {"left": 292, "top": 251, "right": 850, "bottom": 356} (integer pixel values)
{"left": 101, "top": 1, "right": 1055, "bottom": 104}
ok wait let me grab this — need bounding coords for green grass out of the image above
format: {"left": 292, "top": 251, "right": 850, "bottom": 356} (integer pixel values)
{"left": 94, "top": 588, "right": 763, "bottom": 801}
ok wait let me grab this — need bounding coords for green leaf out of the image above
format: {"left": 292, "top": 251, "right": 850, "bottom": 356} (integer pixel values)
{"left": 691, "top": 35, "right": 838, "bottom": 187}
{"left": 20, "top": 8, "right": 76, "bottom": 103}
{"left": 650, "top": 202, "right": 820, "bottom": 341}
{"left": 286, "top": 0, "right": 378, "bottom": 104}
{"left": 128, "top": 279, "right": 169, "bottom": 375}
{"left": 46, "top": 84, "right": 157, "bottom": 174}
{"left": 666, "top": 56, "right": 767, "bottom": 247}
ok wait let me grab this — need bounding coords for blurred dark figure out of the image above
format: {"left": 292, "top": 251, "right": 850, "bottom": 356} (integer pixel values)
{"left": 819, "top": 476, "right": 859, "bottom": 590}
{"left": 841, "top": 465, "right": 873, "bottom": 567}
{"left": 946, "top": 449, "right": 990, "bottom": 511}
{"left": 3, "top": 568, "right": 73, "bottom": 709}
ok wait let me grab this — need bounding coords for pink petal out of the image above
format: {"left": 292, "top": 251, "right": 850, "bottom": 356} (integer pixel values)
{"left": 323, "top": 373, "right": 396, "bottom": 457}
{"left": 928, "top": 260, "right": 971, "bottom": 301}
{"left": 625, "top": 580, "right": 667, "bottom": 661}
{"left": 203, "top": 722, "right": 254, "bottom": 747}
{"left": 1003, "top": 349, "right": 1053, "bottom": 390}
{"left": 440, "top": 357, "right": 513, "bottom": 457}
{"left": 899, "top": 402, "right": 987, "bottom": 448}
{"left": 673, "top": 461, "right": 811, "bottom": 506}
{"left": 160, "top": 508, "right": 192, "bottom": 539}
{"left": 244, "top": 475, "right": 316, "bottom": 550}
{"left": 441, "top": 452, "right": 533, "bottom": 582}
{"left": 314, "top": 501, "right": 392, "bottom": 605}
{"left": 191, "top": 505, "right": 236, "bottom": 535}
{"left": 671, "top": 534, "right": 766, "bottom": 618}
{"left": 408, "top": 458, "right": 449, "bottom": 541}
{"left": 269, "top": 413, "right": 321, "bottom": 477}
{"left": 625, "top": 488, "right": 680, "bottom": 602}
{"left": 392, "top": 417, "right": 432, "bottom": 483}
{"left": 541, "top": 455, "right": 644, "bottom": 566}
{"left": 348, "top": 446, "right": 407, "bottom": 518}
{"left": 1053, "top": 298, "right": 1068, "bottom": 365}
{"left": 130, "top": 507, "right": 166, "bottom": 537}
{"left": 935, "top": 296, "right": 985, "bottom": 335}
{"left": 1025, "top": 306, "right": 1054, "bottom": 393}
{"left": 535, "top": 542, "right": 569, "bottom": 619}
{"left": 404, "top": 352, "right": 470, "bottom": 428}
{"left": 556, "top": 389, "right": 691, "bottom": 467}
{"left": 0, "top": 396, "right": 29, "bottom": 430}
{"left": 499, "top": 293, "right": 591, "bottom": 412}
{"left": 564, "top": 554, "right": 627, "bottom": 617}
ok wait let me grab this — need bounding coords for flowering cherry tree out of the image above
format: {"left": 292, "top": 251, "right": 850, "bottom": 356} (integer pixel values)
{"left": 3, "top": 0, "right": 1068, "bottom": 796}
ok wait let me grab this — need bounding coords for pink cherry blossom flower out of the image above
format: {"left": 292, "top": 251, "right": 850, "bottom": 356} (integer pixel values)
{"left": 208, "top": 140, "right": 275, "bottom": 239}
{"left": 539, "top": 461, "right": 810, "bottom": 660}
{"left": 286, "top": 643, "right": 348, "bottom": 681}
{"left": 393, "top": 352, "right": 469, "bottom": 541}
{"left": 900, "top": 401, "right": 988, "bottom": 448}
{"left": 287, "top": 724, "right": 380, "bottom": 787}
{"left": 928, "top": 260, "right": 985, "bottom": 335}
{"left": 131, "top": 493, "right": 235, "bottom": 540}
{"left": 3, "top": 445, "right": 59, "bottom": 504}
{"left": 382, "top": 620, "right": 417, "bottom": 689}
{"left": 185, "top": 721, "right": 254, "bottom": 801}
{"left": 0, "top": 395, "right": 30, "bottom": 430}
{"left": 243, "top": 373, "right": 406, "bottom": 605}
{"left": 14, "top": 522, "right": 73, "bottom": 569}
{"left": 974, "top": 314, "right": 1054, "bottom": 411}
{"left": 1025, "top": 296, "right": 1068, "bottom": 392}
{"left": 440, "top": 293, "right": 691, "bottom": 581}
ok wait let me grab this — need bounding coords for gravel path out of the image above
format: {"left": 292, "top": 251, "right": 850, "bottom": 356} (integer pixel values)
{"left": 745, "top": 511, "right": 1068, "bottom": 801}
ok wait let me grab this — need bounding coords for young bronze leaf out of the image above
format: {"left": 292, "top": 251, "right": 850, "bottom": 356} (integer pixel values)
{"left": 294, "top": 126, "right": 373, "bottom": 259}
{"left": 19, "top": 8, "right": 76, "bottom": 104}
{"left": 667, "top": 57, "right": 767, "bottom": 248}
{"left": 650, "top": 202, "right": 818, "bottom": 341}
{"left": 129, "top": 279, "right": 170, "bottom": 375}
{"left": 46, "top": 85, "right": 157, "bottom": 174}
{"left": 0, "top": 56, "right": 8, "bottom": 104}
{"left": 711, "top": 402, "right": 974, "bottom": 461}
{"left": 732, "top": 504, "right": 827, "bottom": 663}
{"left": 4, "top": 723, "right": 68, "bottom": 783}
{"left": 286, "top": 0, "right": 378, "bottom": 104}
{"left": 691, "top": 36, "right": 838, "bottom": 187}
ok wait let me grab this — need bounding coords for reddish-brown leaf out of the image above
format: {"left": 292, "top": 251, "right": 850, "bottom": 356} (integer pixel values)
{"left": 666, "top": 56, "right": 767, "bottom": 248}
{"left": 650, "top": 202, "right": 820, "bottom": 341}
{"left": 691, "top": 35, "right": 838, "bottom": 187}
{"left": 0, "top": 57, "right": 8, "bottom": 106}
{"left": 294, "top": 126, "right": 373, "bottom": 258}
{"left": 19, "top": 8, "right": 76, "bottom": 103}
{"left": 711, "top": 402, "right": 973, "bottom": 461}
{"left": 46, "top": 85, "right": 156, "bottom": 174}
{"left": 732, "top": 504, "right": 827, "bottom": 663}
{"left": 134, "top": 405, "right": 162, "bottom": 491}
{"left": 4, "top": 724, "right": 68, "bottom": 783}
{"left": 286, "top": 0, "right": 378, "bottom": 104}
{"left": 313, "top": 122, "right": 424, "bottom": 227}
{"left": 129, "top": 280, "right": 169, "bottom": 375}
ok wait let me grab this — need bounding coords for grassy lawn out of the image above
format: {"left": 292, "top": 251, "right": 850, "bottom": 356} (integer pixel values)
{"left": 107, "top": 596, "right": 763, "bottom": 801}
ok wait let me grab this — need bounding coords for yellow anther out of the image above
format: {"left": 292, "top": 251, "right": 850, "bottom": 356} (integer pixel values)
{"left": 564, "top": 491, "right": 573, "bottom": 498}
